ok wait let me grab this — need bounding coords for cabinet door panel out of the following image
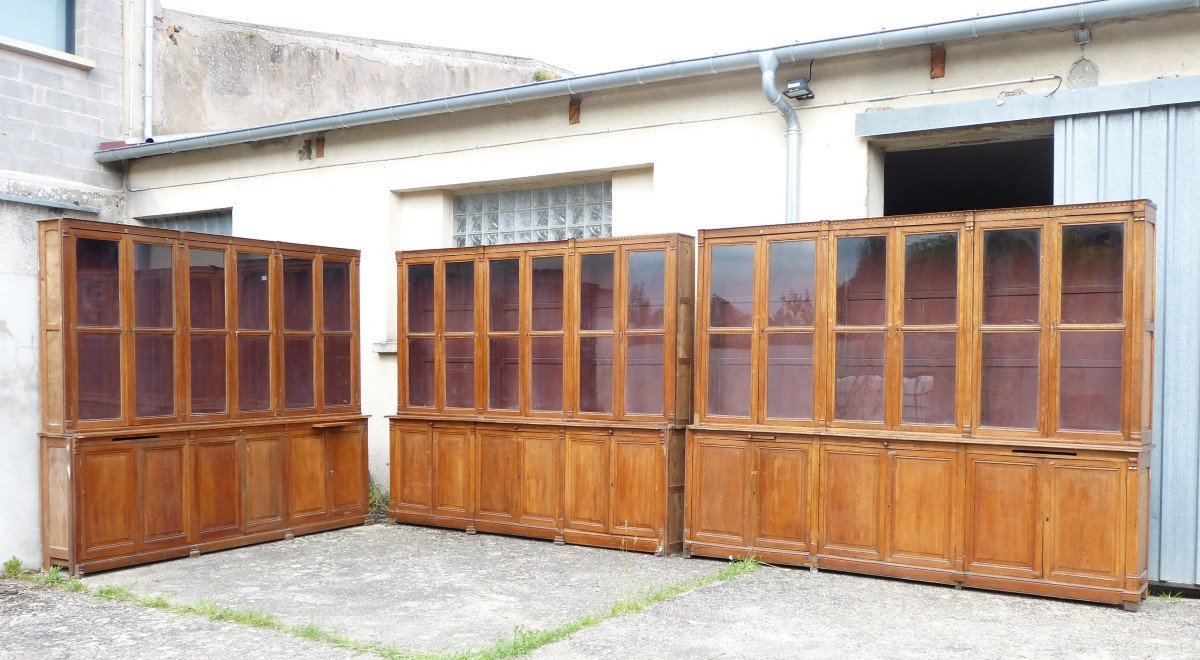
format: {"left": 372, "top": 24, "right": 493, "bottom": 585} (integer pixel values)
{"left": 519, "top": 432, "right": 559, "bottom": 528}
{"left": 753, "top": 444, "right": 809, "bottom": 552}
{"left": 289, "top": 432, "right": 328, "bottom": 525}
{"left": 612, "top": 435, "right": 661, "bottom": 537}
{"left": 1046, "top": 460, "right": 1123, "bottom": 586}
{"left": 79, "top": 447, "right": 137, "bottom": 559}
{"left": 244, "top": 435, "right": 285, "bottom": 533}
{"left": 141, "top": 444, "right": 187, "bottom": 548}
{"left": 433, "top": 428, "right": 471, "bottom": 519}
{"left": 565, "top": 434, "right": 609, "bottom": 533}
{"left": 887, "top": 450, "right": 955, "bottom": 568}
{"left": 194, "top": 438, "right": 242, "bottom": 541}
{"left": 965, "top": 455, "right": 1041, "bottom": 578}
{"left": 689, "top": 437, "right": 748, "bottom": 547}
{"left": 476, "top": 431, "right": 517, "bottom": 522}
{"left": 819, "top": 445, "right": 884, "bottom": 559}
{"left": 394, "top": 427, "right": 432, "bottom": 513}
{"left": 329, "top": 426, "right": 366, "bottom": 516}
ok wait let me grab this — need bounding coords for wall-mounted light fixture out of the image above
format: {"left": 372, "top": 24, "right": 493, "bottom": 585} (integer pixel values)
{"left": 784, "top": 77, "right": 815, "bottom": 100}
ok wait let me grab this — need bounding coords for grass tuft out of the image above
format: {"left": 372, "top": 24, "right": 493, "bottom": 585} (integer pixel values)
{"left": 1153, "top": 590, "right": 1185, "bottom": 602}
{"left": 369, "top": 475, "right": 391, "bottom": 516}
{"left": 3, "top": 556, "right": 22, "bottom": 578}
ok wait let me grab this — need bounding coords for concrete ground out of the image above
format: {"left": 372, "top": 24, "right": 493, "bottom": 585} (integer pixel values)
{"left": 5, "top": 523, "right": 1196, "bottom": 658}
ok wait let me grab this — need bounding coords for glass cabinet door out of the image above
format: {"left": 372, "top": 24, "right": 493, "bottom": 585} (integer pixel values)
{"left": 578, "top": 252, "right": 615, "bottom": 414}
{"left": 900, "top": 232, "right": 958, "bottom": 427}
{"left": 75, "top": 237, "right": 122, "bottom": 421}
{"left": 189, "top": 248, "right": 227, "bottom": 415}
{"left": 833, "top": 235, "right": 887, "bottom": 423}
{"left": 487, "top": 258, "right": 521, "bottom": 411}
{"left": 625, "top": 249, "right": 666, "bottom": 416}
{"left": 236, "top": 252, "right": 272, "bottom": 413}
{"left": 282, "top": 257, "right": 315, "bottom": 409}
{"left": 763, "top": 239, "right": 816, "bottom": 422}
{"left": 133, "top": 242, "right": 176, "bottom": 418}
{"left": 441, "top": 260, "right": 475, "bottom": 410}
{"left": 706, "top": 243, "right": 755, "bottom": 419}
{"left": 979, "top": 228, "right": 1041, "bottom": 430}
{"left": 405, "top": 262, "right": 435, "bottom": 408}
{"left": 530, "top": 256, "right": 564, "bottom": 412}
{"left": 322, "top": 259, "right": 354, "bottom": 408}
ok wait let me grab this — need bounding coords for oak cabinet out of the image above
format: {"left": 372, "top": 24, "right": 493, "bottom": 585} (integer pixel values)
{"left": 40, "top": 219, "right": 367, "bottom": 575}
{"left": 687, "top": 201, "right": 1154, "bottom": 608}
{"left": 392, "top": 233, "right": 693, "bottom": 554}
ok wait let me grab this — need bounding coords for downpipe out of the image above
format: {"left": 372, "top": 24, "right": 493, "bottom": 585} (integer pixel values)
{"left": 143, "top": 2, "right": 154, "bottom": 141}
{"left": 758, "top": 52, "right": 801, "bottom": 223}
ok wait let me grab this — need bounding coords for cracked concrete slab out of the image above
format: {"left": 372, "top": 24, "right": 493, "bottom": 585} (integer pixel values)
{"left": 81, "top": 523, "right": 723, "bottom": 655}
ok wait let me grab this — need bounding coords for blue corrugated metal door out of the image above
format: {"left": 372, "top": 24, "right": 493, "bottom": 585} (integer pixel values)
{"left": 1055, "top": 105, "right": 1200, "bottom": 587}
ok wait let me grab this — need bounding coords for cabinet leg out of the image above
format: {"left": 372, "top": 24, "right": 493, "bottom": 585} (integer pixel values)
{"left": 1121, "top": 600, "right": 1141, "bottom": 613}
{"left": 553, "top": 535, "right": 565, "bottom": 546}
{"left": 284, "top": 531, "right": 295, "bottom": 541}
{"left": 954, "top": 584, "right": 963, "bottom": 590}
{"left": 809, "top": 565, "right": 819, "bottom": 574}
{"left": 188, "top": 548, "right": 200, "bottom": 559}
{"left": 465, "top": 526, "right": 476, "bottom": 535}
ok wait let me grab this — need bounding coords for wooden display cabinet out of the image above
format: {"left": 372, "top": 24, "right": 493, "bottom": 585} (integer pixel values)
{"left": 686, "top": 201, "right": 1154, "bottom": 609}
{"left": 39, "top": 219, "right": 368, "bottom": 574}
{"left": 390, "top": 234, "right": 693, "bottom": 554}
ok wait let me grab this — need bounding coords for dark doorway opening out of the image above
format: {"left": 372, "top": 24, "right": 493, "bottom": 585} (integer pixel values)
{"left": 884, "top": 138, "right": 1054, "bottom": 216}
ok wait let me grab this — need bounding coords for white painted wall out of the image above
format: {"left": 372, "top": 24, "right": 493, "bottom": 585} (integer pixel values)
{"left": 118, "top": 10, "right": 1200, "bottom": 490}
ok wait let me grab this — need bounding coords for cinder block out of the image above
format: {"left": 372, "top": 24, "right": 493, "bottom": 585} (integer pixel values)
{"left": 61, "top": 77, "right": 105, "bottom": 101}
{"left": 0, "top": 58, "right": 18, "bottom": 79}
{"left": 43, "top": 90, "right": 90, "bottom": 114}
{"left": 19, "top": 66, "right": 64, "bottom": 90}
{"left": 0, "top": 77, "right": 35, "bottom": 102}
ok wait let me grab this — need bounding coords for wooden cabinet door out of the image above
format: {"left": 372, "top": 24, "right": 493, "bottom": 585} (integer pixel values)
{"left": 243, "top": 433, "right": 285, "bottom": 533}
{"left": 819, "top": 444, "right": 886, "bottom": 560}
{"left": 432, "top": 427, "right": 472, "bottom": 521}
{"left": 328, "top": 425, "right": 367, "bottom": 517}
{"left": 392, "top": 424, "right": 433, "bottom": 515}
{"left": 688, "top": 435, "right": 749, "bottom": 547}
{"left": 611, "top": 434, "right": 662, "bottom": 538}
{"left": 77, "top": 445, "right": 138, "bottom": 560}
{"left": 288, "top": 430, "right": 329, "bottom": 526}
{"left": 886, "top": 448, "right": 957, "bottom": 570}
{"left": 517, "top": 431, "right": 559, "bottom": 529}
{"left": 193, "top": 436, "right": 243, "bottom": 541}
{"left": 565, "top": 432, "right": 610, "bottom": 534}
{"left": 751, "top": 442, "right": 810, "bottom": 554}
{"left": 1045, "top": 458, "right": 1124, "bottom": 587}
{"left": 964, "top": 453, "right": 1042, "bottom": 579}
{"left": 140, "top": 441, "right": 187, "bottom": 550}
{"left": 476, "top": 430, "right": 518, "bottom": 524}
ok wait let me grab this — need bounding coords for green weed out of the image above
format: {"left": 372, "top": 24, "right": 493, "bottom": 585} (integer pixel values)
{"left": 3, "top": 556, "right": 21, "bottom": 578}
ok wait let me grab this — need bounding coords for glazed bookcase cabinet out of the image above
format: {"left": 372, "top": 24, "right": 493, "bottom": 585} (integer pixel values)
{"left": 390, "top": 234, "right": 693, "bottom": 554}
{"left": 39, "top": 219, "right": 369, "bottom": 575}
{"left": 686, "top": 201, "right": 1154, "bottom": 609}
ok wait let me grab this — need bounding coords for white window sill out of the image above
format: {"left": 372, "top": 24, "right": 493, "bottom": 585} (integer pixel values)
{"left": 372, "top": 341, "right": 397, "bottom": 354}
{"left": 0, "top": 35, "right": 95, "bottom": 71}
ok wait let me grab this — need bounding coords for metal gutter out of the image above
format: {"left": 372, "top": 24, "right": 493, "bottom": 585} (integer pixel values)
{"left": 95, "top": 0, "right": 1199, "bottom": 164}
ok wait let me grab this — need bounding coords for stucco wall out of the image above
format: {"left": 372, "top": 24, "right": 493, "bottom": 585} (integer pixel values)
{"left": 154, "top": 9, "right": 567, "bottom": 135}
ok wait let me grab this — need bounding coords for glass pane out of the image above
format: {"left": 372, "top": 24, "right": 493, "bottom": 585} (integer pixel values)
{"left": 135, "top": 244, "right": 173, "bottom": 328}
{"left": 75, "top": 238, "right": 120, "bottom": 327}
{"left": 189, "top": 249, "right": 225, "bottom": 329}
{"left": 324, "top": 335, "right": 353, "bottom": 407}
{"left": 709, "top": 244, "right": 754, "bottom": 328}
{"left": 444, "top": 261, "right": 474, "bottom": 333}
{"left": 579, "top": 336, "right": 613, "bottom": 413}
{"left": 407, "top": 264, "right": 435, "bottom": 334}
{"left": 237, "top": 335, "right": 271, "bottom": 412}
{"left": 902, "top": 332, "right": 956, "bottom": 426}
{"left": 628, "top": 250, "right": 666, "bottom": 330}
{"left": 283, "top": 258, "right": 313, "bottom": 332}
{"left": 626, "top": 335, "right": 664, "bottom": 415}
{"left": 284, "top": 337, "right": 314, "bottom": 409}
{"left": 532, "top": 257, "right": 564, "bottom": 331}
{"left": 237, "top": 253, "right": 270, "bottom": 330}
{"left": 766, "top": 333, "right": 813, "bottom": 420}
{"left": 1060, "top": 331, "right": 1123, "bottom": 431}
{"left": 323, "top": 261, "right": 352, "bottom": 332}
{"left": 768, "top": 241, "right": 816, "bottom": 328}
{"left": 136, "top": 334, "right": 174, "bottom": 417}
{"left": 76, "top": 332, "right": 120, "bottom": 420}
{"left": 2, "top": 0, "right": 71, "bottom": 51}
{"left": 836, "top": 236, "right": 887, "bottom": 326}
{"left": 707, "top": 334, "right": 752, "bottom": 417}
{"left": 531, "top": 337, "right": 564, "bottom": 411}
{"left": 407, "top": 338, "right": 434, "bottom": 407}
{"left": 834, "top": 333, "right": 886, "bottom": 422}
{"left": 1062, "top": 223, "right": 1124, "bottom": 324}
{"left": 984, "top": 229, "right": 1040, "bottom": 325}
{"left": 580, "top": 253, "right": 614, "bottom": 331}
{"left": 444, "top": 337, "right": 474, "bottom": 409}
{"left": 904, "top": 233, "right": 957, "bottom": 325}
{"left": 980, "top": 332, "right": 1039, "bottom": 429}
{"left": 488, "top": 337, "right": 520, "bottom": 410}
{"left": 489, "top": 259, "right": 520, "bottom": 332}
{"left": 190, "top": 335, "right": 226, "bottom": 414}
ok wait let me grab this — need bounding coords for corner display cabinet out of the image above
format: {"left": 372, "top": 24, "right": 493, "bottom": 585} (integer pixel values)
{"left": 390, "top": 234, "right": 693, "bottom": 554}
{"left": 687, "top": 201, "right": 1154, "bottom": 610}
{"left": 39, "top": 219, "right": 368, "bottom": 575}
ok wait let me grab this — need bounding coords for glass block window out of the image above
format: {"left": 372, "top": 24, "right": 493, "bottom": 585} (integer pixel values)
{"left": 452, "top": 181, "right": 612, "bottom": 247}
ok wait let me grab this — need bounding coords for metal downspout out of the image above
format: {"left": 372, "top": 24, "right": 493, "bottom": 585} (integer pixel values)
{"left": 758, "top": 52, "right": 801, "bottom": 223}
{"left": 143, "top": 3, "right": 154, "bottom": 141}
